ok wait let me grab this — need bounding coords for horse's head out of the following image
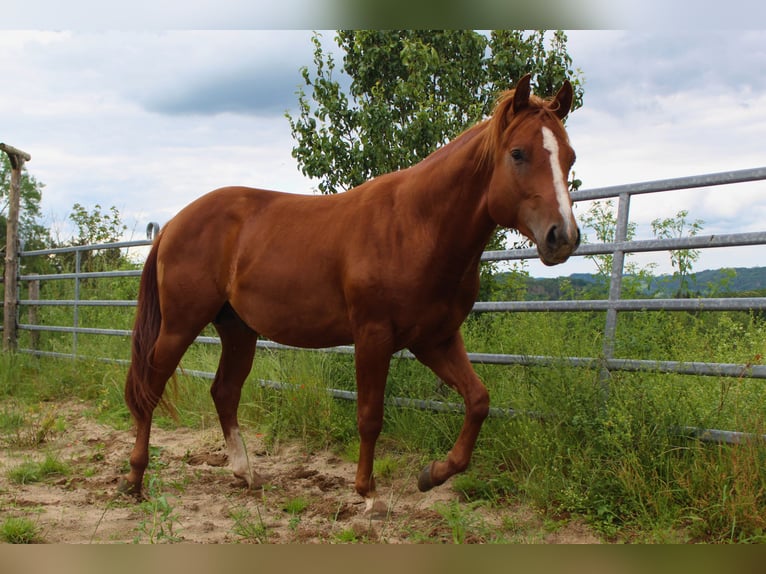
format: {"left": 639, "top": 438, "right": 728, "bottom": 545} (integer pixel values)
{"left": 484, "top": 74, "right": 580, "bottom": 266}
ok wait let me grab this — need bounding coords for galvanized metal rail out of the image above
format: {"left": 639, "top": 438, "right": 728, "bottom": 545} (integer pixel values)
{"left": 5, "top": 166, "right": 766, "bottom": 443}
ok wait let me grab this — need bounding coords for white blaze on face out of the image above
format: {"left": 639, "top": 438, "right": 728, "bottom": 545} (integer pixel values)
{"left": 541, "top": 126, "right": 574, "bottom": 229}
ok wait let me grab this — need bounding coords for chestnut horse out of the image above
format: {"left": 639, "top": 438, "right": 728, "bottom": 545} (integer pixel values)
{"left": 120, "top": 74, "right": 580, "bottom": 511}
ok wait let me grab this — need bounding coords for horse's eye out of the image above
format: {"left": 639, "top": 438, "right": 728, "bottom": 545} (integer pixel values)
{"left": 510, "top": 148, "right": 524, "bottom": 162}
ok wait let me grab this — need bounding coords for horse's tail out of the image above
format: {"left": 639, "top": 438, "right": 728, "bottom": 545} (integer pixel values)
{"left": 125, "top": 234, "right": 177, "bottom": 421}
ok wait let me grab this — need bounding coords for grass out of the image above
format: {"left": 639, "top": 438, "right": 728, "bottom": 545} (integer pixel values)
{"left": 3, "top": 279, "right": 766, "bottom": 542}
{"left": 7, "top": 453, "right": 70, "bottom": 485}
{"left": 2, "top": 406, "right": 63, "bottom": 448}
{"left": 333, "top": 527, "right": 363, "bottom": 543}
{"left": 132, "top": 468, "right": 183, "bottom": 544}
{"left": 0, "top": 517, "right": 42, "bottom": 544}
{"left": 229, "top": 505, "right": 269, "bottom": 543}
{"left": 434, "top": 500, "right": 481, "bottom": 543}
{"left": 282, "top": 495, "right": 310, "bottom": 515}
{"left": 0, "top": 406, "right": 25, "bottom": 434}
{"left": 282, "top": 496, "right": 310, "bottom": 531}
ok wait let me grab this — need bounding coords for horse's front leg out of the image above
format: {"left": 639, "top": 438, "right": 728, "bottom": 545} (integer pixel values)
{"left": 352, "top": 323, "right": 393, "bottom": 514}
{"left": 411, "top": 331, "right": 490, "bottom": 491}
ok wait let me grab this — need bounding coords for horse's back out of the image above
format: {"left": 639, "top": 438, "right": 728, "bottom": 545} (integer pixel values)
{"left": 152, "top": 180, "right": 472, "bottom": 350}
{"left": 156, "top": 186, "right": 357, "bottom": 346}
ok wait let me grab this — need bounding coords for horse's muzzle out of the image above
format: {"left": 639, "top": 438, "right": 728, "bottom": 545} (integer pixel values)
{"left": 539, "top": 224, "right": 580, "bottom": 266}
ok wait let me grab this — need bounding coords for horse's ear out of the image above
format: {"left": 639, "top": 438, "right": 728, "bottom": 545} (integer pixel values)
{"left": 512, "top": 74, "right": 532, "bottom": 114}
{"left": 553, "top": 80, "right": 574, "bottom": 120}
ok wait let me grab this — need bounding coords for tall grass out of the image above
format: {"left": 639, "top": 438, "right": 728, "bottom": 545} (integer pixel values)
{"left": 4, "top": 270, "right": 766, "bottom": 541}
{"left": 454, "top": 311, "right": 766, "bottom": 541}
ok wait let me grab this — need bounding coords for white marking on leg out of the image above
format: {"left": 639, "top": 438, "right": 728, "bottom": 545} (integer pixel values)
{"left": 541, "top": 126, "right": 574, "bottom": 227}
{"left": 226, "top": 427, "right": 253, "bottom": 487}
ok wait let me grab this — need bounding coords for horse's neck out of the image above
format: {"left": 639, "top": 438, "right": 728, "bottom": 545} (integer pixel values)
{"left": 401, "top": 126, "right": 497, "bottom": 263}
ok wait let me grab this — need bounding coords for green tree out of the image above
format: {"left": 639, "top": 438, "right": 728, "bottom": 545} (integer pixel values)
{"left": 65, "top": 203, "right": 128, "bottom": 272}
{"left": 1, "top": 154, "right": 49, "bottom": 253}
{"left": 288, "top": 30, "right": 583, "bottom": 196}
{"left": 1, "top": 154, "right": 51, "bottom": 279}
{"left": 579, "top": 200, "right": 656, "bottom": 298}
{"left": 68, "top": 203, "right": 126, "bottom": 247}
{"left": 287, "top": 30, "right": 584, "bottom": 298}
{"left": 651, "top": 209, "right": 704, "bottom": 297}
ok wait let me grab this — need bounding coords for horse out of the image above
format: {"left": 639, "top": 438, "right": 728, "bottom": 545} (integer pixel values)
{"left": 119, "top": 74, "right": 580, "bottom": 513}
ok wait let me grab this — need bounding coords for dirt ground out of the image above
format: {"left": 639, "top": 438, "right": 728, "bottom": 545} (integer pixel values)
{"left": 0, "top": 400, "right": 602, "bottom": 544}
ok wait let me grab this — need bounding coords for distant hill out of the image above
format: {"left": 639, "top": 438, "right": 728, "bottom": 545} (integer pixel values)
{"left": 687, "top": 267, "right": 766, "bottom": 292}
{"left": 494, "top": 267, "right": 766, "bottom": 301}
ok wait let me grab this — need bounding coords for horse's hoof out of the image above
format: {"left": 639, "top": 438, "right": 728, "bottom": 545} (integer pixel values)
{"left": 417, "top": 463, "right": 434, "bottom": 492}
{"left": 233, "top": 471, "right": 268, "bottom": 490}
{"left": 117, "top": 477, "right": 141, "bottom": 497}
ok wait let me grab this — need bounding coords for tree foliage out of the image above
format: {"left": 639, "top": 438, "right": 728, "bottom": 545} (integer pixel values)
{"left": 0, "top": 154, "right": 49, "bottom": 252}
{"left": 2, "top": 151, "right": 129, "bottom": 277}
{"left": 62, "top": 203, "right": 128, "bottom": 273}
{"left": 287, "top": 30, "right": 584, "bottom": 196}
{"left": 68, "top": 203, "right": 126, "bottom": 247}
{"left": 651, "top": 210, "right": 704, "bottom": 297}
{"left": 579, "top": 200, "right": 657, "bottom": 298}
{"left": 580, "top": 200, "right": 638, "bottom": 277}
{"left": 287, "top": 30, "right": 584, "bottom": 300}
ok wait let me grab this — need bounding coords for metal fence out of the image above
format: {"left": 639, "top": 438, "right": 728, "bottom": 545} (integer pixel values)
{"left": 4, "top": 167, "right": 766, "bottom": 439}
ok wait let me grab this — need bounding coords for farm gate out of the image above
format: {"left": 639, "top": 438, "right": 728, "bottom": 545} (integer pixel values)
{"left": 3, "top": 166, "right": 766, "bottom": 442}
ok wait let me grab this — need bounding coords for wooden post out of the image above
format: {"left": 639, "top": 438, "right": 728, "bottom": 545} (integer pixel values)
{"left": 2, "top": 143, "right": 32, "bottom": 352}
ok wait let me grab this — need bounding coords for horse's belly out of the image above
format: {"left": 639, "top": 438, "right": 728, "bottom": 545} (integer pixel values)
{"left": 231, "top": 291, "right": 353, "bottom": 349}
{"left": 261, "top": 319, "right": 353, "bottom": 349}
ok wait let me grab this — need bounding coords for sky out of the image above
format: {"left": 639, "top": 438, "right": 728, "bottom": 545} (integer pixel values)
{"left": 1, "top": 15, "right": 765, "bottom": 278}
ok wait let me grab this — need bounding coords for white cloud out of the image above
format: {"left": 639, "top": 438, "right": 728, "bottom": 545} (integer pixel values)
{"left": 0, "top": 30, "right": 319, "bottom": 236}
{"left": 0, "top": 1, "right": 324, "bottom": 29}
{"left": 2, "top": 29, "right": 765, "bottom": 279}
{"left": 565, "top": 31, "right": 766, "bottom": 218}
{"left": 3, "top": 31, "right": 316, "bottom": 118}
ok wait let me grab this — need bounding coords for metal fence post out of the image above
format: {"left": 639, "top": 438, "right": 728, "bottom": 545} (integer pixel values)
{"left": 73, "top": 250, "right": 81, "bottom": 357}
{"left": 27, "top": 278, "right": 40, "bottom": 350}
{"left": 600, "top": 191, "right": 632, "bottom": 387}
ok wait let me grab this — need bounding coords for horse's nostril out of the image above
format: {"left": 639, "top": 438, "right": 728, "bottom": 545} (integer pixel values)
{"left": 546, "top": 225, "right": 559, "bottom": 249}
{"left": 545, "top": 225, "right": 579, "bottom": 252}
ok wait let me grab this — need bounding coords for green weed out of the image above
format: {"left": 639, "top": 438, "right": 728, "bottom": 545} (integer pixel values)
{"left": 0, "top": 407, "right": 25, "bottom": 435}
{"left": 333, "top": 528, "right": 358, "bottom": 543}
{"left": 0, "top": 517, "right": 42, "bottom": 544}
{"left": 7, "top": 453, "right": 70, "bottom": 485}
{"left": 282, "top": 496, "right": 310, "bottom": 531}
{"left": 5, "top": 408, "right": 62, "bottom": 448}
{"left": 434, "top": 500, "right": 486, "bottom": 544}
{"left": 282, "top": 495, "right": 310, "bottom": 515}
{"left": 132, "top": 475, "right": 183, "bottom": 543}
{"left": 373, "top": 455, "right": 399, "bottom": 481}
{"left": 230, "top": 505, "right": 269, "bottom": 543}
{"left": 452, "top": 469, "right": 517, "bottom": 504}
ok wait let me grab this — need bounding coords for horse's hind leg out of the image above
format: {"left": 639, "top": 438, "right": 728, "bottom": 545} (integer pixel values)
{"left": 211, "top": 304, "right": 261, "bottom": 488}
{"left": 120, "top": 328, "right": 198, "bottom": 496}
